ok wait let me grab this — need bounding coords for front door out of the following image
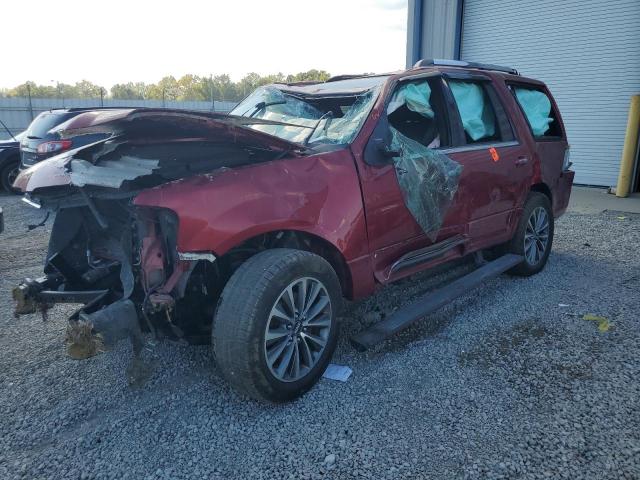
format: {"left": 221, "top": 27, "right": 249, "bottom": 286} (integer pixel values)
{"left": 357, "top": 76, "right": 466, "bottom": 282}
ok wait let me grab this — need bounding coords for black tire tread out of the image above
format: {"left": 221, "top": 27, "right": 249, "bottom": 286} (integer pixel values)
{"left": 507, "top": 192, "right": 554, "bottom": 276}
{"left": 0, "top": 158, "right": 19, "bottom": 193}
{"left": 212, "top": 248, "right": 340, "bottom": 402}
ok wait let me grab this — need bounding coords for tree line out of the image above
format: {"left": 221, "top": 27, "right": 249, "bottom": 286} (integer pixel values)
{"left": 0, "top": 70, "right": 332, "bottom": 102}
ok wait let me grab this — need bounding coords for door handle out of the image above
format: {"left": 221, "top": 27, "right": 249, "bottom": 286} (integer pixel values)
{"left": 515, "top": 156, "right": 529, "bottom": 166}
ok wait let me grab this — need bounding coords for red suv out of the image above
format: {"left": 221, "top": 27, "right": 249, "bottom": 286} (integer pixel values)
{"left": 13, "top": 60, "right": 574, "bottom": 402}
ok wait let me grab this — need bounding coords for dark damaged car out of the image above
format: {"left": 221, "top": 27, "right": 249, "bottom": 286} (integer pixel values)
{"left": 20, "top": 108, "right": 117, "bottom": 171}
{"left": 13, "top": 60, "right": 574, "bottom": 402}
{"left": 0, "top": 124, "right": 23, "bottom": 193}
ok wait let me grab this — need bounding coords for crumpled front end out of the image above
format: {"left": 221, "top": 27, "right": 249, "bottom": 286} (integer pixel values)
{"left": 13, "top": 198, "right": 219, "bottom": 362}
{"left": 12, "top": 108, "right": 305, "bottom": 370}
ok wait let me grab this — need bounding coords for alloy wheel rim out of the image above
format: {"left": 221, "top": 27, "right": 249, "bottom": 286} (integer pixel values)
{"left": 524, "top": 206, "right": 550, "bottom": 265}
{"left": 264, "top": 277, "right": 332, "bottom": 382}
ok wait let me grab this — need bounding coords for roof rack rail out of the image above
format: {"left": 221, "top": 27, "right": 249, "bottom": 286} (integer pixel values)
{"left": 413, "top": 59, "right": 519, "bottom": 76}
{"left": 326, "top": 74, "right": 370, "bottom": 82}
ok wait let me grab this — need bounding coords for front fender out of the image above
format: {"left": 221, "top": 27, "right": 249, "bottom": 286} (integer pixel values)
{"left": 133, "top": 149, "right": 369, "bottom": 262}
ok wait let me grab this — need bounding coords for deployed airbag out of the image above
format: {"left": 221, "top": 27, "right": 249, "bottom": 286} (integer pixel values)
{"left": 514, "top": 87, "right": 553, "bottom": 136}
{"left": 449, "top": 81, "right": 495, "bottom": 141}
{"left": 390, "top": 127, "right": 462, "bottom": 239}
{"left": 387, "top": 82, "right": 434, "bottom": 118}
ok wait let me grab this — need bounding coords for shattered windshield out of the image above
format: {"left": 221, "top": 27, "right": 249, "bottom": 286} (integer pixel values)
{"left": 229, "top": 85, "right": 380, "bottom": 146}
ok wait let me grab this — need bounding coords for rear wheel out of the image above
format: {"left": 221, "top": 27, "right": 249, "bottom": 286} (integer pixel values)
{"left": 0, "top": 159, "right": 20, "bottom": 194}
{"left": 213, "top": 249, "right": 341, "bottom": 402}
{"left": 507, "top": 192, "right": 554, "bottom": 276}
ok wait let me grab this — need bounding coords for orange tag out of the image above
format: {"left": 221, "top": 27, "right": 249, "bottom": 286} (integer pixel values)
{"left": 489, "top": 147, "right": 499, "bottom": 162}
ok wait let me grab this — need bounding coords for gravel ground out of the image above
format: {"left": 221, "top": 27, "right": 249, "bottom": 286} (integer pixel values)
{"left": 0, "top": 192, "right": 639, "bottom": 480}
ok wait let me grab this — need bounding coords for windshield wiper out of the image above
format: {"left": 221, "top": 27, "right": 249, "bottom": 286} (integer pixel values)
{"left": 303, "top": 111, "right": 333, "bottom": 146}
{"left": 248, "top": 100, "right": 287, "bottom": 118}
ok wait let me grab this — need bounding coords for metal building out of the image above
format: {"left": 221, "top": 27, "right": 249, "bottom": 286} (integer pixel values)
{"left": 406, "top": 0, "right": 640, "bottom": 188}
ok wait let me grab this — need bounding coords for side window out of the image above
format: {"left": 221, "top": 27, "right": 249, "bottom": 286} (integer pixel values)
{"left": 386, "top": 78, "right": 451, "bottom": 148}
{"left": 448, "top": 80, "right": 512, "bottom": 144}
{"left": 511, "top": 85, "right": 562, "bottom": 139}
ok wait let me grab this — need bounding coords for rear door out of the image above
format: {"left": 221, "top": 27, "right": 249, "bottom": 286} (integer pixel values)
{"left": 508, "top": 82, "right": 571, "bottom": 215}
{"left": 441, "top": 74, "right": 533, "bottom": 249}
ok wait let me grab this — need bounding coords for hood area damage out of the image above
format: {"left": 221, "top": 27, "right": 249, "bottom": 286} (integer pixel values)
{"left": 12, "top": 108, "right": 312, "bottom": 381}
{"left": 16, "top": 108, "right": 308, "bottom": 201}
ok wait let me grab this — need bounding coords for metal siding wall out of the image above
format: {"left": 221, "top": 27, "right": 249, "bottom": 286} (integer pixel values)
{"left": 421, "top": 0, "right": 460, "bottom": 60}
{"left": 407, "top": 0, "right": 461, "bottom": 66}
{"left": 461, "top": 0, "right": 640, "bottom": 186}
{"left": 0, "top": 98, "right": 238, "bottom": 140}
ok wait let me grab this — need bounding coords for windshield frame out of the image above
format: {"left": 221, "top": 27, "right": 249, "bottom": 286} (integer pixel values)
{"left": 229, "top": 82, "right": 384, "bottom": 148}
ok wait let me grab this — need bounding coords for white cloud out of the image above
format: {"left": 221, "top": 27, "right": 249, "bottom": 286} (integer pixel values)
{"left": 1, "top": 0, "right": 408, "bottom": 89}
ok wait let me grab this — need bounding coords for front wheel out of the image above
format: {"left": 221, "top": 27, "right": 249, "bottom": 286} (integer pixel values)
{"left": 507, "top": 192, "right": 554, "bottom": 276}
{"left": 213, "top": 249, "right": 342, "bottom": 402}
{"left": 0, "top": 159, "right": 20, "bottom": 194}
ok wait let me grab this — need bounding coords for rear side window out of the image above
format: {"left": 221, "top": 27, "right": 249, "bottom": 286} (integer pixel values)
{"left": 511, "top": 86, "right": 562, "bottom": 138}
{"left": 447, "top": 80, "right": 514, "bottom": 144}
{"left": 26, "top": 112, "right": 74, "bottom": 138}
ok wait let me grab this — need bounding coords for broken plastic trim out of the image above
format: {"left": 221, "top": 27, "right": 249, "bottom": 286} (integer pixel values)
{"left": 177, "top": 252, "right": 217, "bottom": 263}
{"left": 22, "top": 196, "right": 41, "bottom": 209}
{"left": 70, "top": 156, "right": 160, "bottom": 189}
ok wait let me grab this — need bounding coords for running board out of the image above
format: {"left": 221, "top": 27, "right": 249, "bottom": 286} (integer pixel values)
{"left": 351, "top": 254, "right": 524, "bottom": 351}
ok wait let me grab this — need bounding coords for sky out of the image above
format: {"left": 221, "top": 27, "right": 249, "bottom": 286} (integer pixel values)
{"left": 1, "top": 0, "right": 408, "bottom": 89}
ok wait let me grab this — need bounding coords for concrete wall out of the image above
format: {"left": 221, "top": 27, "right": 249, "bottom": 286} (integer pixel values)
{"left": 0, "top": 97, "right": 238, "bottom": 140}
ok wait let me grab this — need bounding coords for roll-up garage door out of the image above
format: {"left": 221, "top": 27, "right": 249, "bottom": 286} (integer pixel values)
{"left": 461, "top": 0, "right": 640, "bottom": 186}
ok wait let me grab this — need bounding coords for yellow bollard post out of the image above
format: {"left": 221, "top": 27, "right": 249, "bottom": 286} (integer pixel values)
{"left": 616, "top": 95, "right": 640, "bottom": 198}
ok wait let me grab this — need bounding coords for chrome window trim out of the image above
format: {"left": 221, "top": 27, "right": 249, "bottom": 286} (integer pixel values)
{"left": 438, "top": 140, "right": 519, "bottom": 155}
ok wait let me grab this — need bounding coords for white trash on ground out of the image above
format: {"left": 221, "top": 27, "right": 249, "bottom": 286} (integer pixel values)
{"left": 323, "top": 364, "right": 353, "bottom": 382}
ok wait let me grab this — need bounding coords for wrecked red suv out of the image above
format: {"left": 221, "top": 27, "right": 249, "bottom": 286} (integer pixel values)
{"left": 13, "top": 60, "right": 573, "bottom": 402}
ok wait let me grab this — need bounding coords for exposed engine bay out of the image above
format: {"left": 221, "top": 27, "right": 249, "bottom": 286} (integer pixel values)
{"left": 14, "top": 200, "right": 221, "bottom": 347}
{"left": 11, "top": 108, "right": 312, "bottom": 366}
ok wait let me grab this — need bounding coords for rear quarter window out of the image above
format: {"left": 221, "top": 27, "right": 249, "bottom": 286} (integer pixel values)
{"left": 510, "top": 85, "right": 563, "bottom": 139}
{"left": 26, "top": 112, "right": 75, "bottom": 138}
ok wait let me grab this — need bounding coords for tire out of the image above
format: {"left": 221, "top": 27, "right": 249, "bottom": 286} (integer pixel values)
{"left": 213, "top": 248, "right": 342, "bottom": 402}
{"left": 0, "top": 159, "right": 20, "bottom": 194}
{"left": 507, "top": 192, "right": 554, "bottom": 276}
